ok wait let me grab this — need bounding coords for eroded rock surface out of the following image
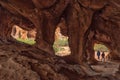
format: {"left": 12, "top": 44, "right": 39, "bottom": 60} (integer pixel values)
{"left": 0, "top": 0, "right": 120, "bottom": 80}
{"left": 0, "top": 44, "right": 119, "bottom": 80}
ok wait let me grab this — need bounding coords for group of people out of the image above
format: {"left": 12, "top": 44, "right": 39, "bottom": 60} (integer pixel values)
{"left": 97, "top": 50, "right": 105, "bottom": 62}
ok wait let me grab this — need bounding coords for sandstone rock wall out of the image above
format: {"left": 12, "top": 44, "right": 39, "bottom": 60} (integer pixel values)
{"left": 0, "top": 0, "right": 120, "bottom": 80}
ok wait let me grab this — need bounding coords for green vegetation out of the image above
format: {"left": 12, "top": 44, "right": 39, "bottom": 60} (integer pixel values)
{"left": 17, "top": 38, "right": 108, "bottom": 53}
{"left": 54, "top": 38, "right": 68, "bottom": 46}
{"left": 53, "top": 46, "right": 65, "bottom": 53}
{"left": 16, "top": 38, "right": 36, "bottom": 45}
{"left": 94, "top": 43, "right": 109, "bottom": 52}
{"left": 53, "top": 38, "right": 68, "bottom": 52}
{"left": 16, "top": 37, "right": 68, "bottom": 53}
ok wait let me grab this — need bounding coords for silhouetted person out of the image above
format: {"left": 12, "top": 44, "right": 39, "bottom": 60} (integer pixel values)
{"left": 97, "top": 50, "right": 100, "bottom": 60}
{"left": 101, "top": 51, "right": 105, "bottom": 62}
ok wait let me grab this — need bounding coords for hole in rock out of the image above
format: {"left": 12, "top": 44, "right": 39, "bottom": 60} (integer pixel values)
{"left": 11, "top": 25, "right": 36, "bottom": 45}
{"left": 94, "top": 43, "right": 110, "bottom": 62}
{"left": 53, "top": 27, "right": 71, "bottom": 56}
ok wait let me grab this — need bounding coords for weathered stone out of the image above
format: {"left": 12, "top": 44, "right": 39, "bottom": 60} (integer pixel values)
{"left": 0, "top": 0, "right": 120, "bottom": 80}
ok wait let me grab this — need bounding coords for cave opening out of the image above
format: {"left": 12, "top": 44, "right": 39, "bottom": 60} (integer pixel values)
{"left": 94, "top": 43, "right": 110, "bottom": 62}
{"left": 11, "top": 25, "right": 36, "bottom": 45}
{"left": 53, "top": 27, "right": 71, "bottom": 56}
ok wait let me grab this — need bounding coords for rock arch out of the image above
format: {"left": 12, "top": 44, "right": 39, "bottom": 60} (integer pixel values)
{"left": 0, "top": 0, "right": 120, "bottom": 64}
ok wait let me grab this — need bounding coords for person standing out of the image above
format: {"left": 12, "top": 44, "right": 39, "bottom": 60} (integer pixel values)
{"left": 101, "top": 51, "right": 105, "bottom": 62}
{"left": 97, "top": 50, "right": 100, "bottom": 60}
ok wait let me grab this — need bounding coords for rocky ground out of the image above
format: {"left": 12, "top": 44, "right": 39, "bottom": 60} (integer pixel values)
{"left": 56, "top": 46, "right": 70, "bottom": 56}
{"left": 0, "top": 43, "right": 120, "bottom": 80}
{"left": 92, "top": 61, "right": 120, "bottom": 77}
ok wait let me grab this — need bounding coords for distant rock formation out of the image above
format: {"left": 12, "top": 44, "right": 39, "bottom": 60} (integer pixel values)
{"left": 0, "top": 0, "right": 120, "bottom": 80}
{"left": 11, "top": 25, "right": 36, "bottom": 40}
{"left": 11, "top": 25, "right": 28, "bottom": 40}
